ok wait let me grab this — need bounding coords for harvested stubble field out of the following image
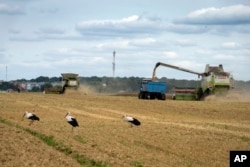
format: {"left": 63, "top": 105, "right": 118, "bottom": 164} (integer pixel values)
{"left": 0, "top": 91, "right": 249, "bottom": 167}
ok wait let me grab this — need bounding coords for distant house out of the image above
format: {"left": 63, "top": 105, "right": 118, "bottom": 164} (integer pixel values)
{"left": 26, "top": 82, "right": 44, "bottom": 91}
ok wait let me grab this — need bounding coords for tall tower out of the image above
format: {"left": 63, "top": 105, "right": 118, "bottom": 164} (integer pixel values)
{"left": 112, "top": 51, "right": 116, "bottom": 78}
{"left": 6, "top": 66, "right": 7, "bottom": 82}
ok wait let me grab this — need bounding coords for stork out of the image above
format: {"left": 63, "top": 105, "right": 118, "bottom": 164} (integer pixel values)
{"left": 22, "top": 111, "right": 40, "bottom": 125}
{"left": 65, "top": 112, "right": 79, "bottom": 132}
{"left": 122, "top": 115, "right": 141, "bottom": 127}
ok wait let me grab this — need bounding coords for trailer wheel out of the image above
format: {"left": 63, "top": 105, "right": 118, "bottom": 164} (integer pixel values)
{"left": 161, "top": 94, "right": 166, "bottom": 100}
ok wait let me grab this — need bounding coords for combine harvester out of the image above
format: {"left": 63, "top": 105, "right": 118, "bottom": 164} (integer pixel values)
{"left": 44, "top": 73, "right": 79, "bottom": 94}
{"left": 152, "top": 62, "right": 234, "bottom": 100}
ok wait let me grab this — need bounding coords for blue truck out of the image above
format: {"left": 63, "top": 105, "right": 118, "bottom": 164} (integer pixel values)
{"left": 138, "top": 79, "right": 167, "bottom": 100}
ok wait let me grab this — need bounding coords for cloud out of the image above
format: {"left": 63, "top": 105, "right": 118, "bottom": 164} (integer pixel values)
{"left": 175, "top": 60, "right": 198, "bottom": 69}
{"left": 129, "top": 38, "right": 156, "bottom": 46}
{"left": 10, "top": 27, "right": 82, "bottom": 41}
{"left": 0, "top": 47, "right": 6, "bottom": 52}
{"left": 39, "top": 8, "right": 58, "bottom": 14}
{"left": 166, "top": 23, "right": 209, "bottom": 34}
{"left": 75, "top": 15, "right": 163, "bottom": 37}
{"left": 9, "top": 28, "right": 21, "bottom": 34}
{"left": 37, "top": 27, "right": 66, "bottom": 35}
{"left": 213, "top": 54, "right": 235, "bottom": 60}
{"left": 163, "top": 51, "right": 178, "bottom": 59}
{"left": 175, "top": 39, "right": 196, "bottom": 47}
{"left": 96, "top": 38, "right": 156, "bottom": 50}
{"left": 174, "top": 4, "right": 250, "bottom": 25}
{"left": 0, "top": 3, "right": 24, "bottom": 15}
{"left": 195, "top": 49, "right": 211, "bottom": 55}
{"left": 221, "top": 42, "right": 240, "bottom": 49}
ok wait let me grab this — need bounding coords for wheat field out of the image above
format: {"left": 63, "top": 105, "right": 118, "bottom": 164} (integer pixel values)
{"left": 0, "top": 90, "right": 249, "bottom": 167}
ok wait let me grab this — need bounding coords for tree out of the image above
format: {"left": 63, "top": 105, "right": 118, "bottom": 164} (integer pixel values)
{"left": 35, "top": 76, "right": 50, "bottom": 82}
{"left": 40, "top": 83, "right": 53, "bottom": 92}
{"left": 0, "top": 82, "right": 18, "bottom": 91}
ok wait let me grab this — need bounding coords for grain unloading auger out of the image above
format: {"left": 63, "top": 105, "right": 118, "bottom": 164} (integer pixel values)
{"left": 152, "top": 62, "right": 234, "bottom": 100}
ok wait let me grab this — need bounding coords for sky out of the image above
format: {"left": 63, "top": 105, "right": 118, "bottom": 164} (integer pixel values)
{"left": 0, "top": 0, "right": 250, "bottom": 81}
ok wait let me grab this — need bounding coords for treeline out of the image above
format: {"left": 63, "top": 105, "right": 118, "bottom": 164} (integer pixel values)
{"left": 15, "top": 76, "right": 61, "bottom": 83}
{"left": 80, "top": 77, "right": 201, "bottom": 93}
{"left": 1, "top": 76, "right": 250, "bottom": 93}
{"left": 81, "top": 77, "right": 250, "bottom": 93}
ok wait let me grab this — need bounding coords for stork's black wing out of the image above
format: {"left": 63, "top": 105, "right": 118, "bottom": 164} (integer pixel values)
{"left": 29, "top": 114, "right": 40, "bottom": 121}
{"left": 69, "top": 118, "right": 79, "bottom": 127}
{"left": 130, "top": 118, "right": 141, "bottom": 126}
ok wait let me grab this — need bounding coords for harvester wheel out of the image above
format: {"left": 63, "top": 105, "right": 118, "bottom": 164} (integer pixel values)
{"left": 196, "top": 88, "right": 204, "bottom": 100}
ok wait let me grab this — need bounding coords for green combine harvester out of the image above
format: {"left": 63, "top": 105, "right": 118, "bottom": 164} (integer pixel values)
{"left": 44, "top": 73, "right": 79, "bottom": 94}
{"left": 152, "top": 62, "right": 234, "bottom": 100}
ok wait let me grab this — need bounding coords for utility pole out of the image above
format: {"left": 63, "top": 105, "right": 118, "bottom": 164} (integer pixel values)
{"left": 112, "top": 51, "right": 116, "bottom": 78}
{"left": 6, "top": 66, "right": 7, "bottom": 82}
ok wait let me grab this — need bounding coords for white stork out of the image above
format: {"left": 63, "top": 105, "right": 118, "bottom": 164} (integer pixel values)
{"left": 122, "top": 115, "right": 141, "bottom": 127}
{"left": 22, "top": 111, "right": 40, "bottom": 125}
{"left": 65, "top": 112, "right": 79, "bottom": 131}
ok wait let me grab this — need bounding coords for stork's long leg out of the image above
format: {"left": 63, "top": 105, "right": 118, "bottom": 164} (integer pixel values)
{"left": 129, "top": 123, "right": 133, "bottom": 128}
{"left": 29, "top": 120, "right": 34, "bottom": 126}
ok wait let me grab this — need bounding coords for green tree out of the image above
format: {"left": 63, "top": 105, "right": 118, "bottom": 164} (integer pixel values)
{"left": 40, "top": 83, "right": 53, "bottom": 91}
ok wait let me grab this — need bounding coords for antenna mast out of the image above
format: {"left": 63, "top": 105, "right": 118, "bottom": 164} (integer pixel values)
{"left": 112, "top": 51, "right": 116, "bottom": 78}
{"left": 6, "top": 66, "right": 7, "bottom": 82}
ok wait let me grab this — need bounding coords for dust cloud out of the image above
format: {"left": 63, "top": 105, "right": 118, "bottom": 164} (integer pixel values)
{"left": 205, "top": 89, "right": 250, "bottom": 102}
{"left": 77, "top": 85, "right": 97, "bottom": 95}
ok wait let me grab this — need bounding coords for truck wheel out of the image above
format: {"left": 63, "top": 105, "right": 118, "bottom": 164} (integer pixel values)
{"left": 139, "top": 92, "right": 144, "bottom": 99}
{"left": 161, "top": 94, "right": 166, "bottom": 100}
{"left": 141, "top": 92, "right": 146, "bottom": 99}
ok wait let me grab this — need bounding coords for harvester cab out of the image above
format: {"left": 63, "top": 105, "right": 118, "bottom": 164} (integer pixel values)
{"left": 200, "top": 64, "right": 234, "bottom": 97}
{"left": 61, "top": 73, "right": 79, "bottom": 93}
{"left": 44, "top": 73, "right": 79, "bottom": 94}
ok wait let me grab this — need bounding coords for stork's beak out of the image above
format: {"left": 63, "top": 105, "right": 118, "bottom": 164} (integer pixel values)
{"left": 22, "top": 113, "right": 25, "bottom": 121}
{"left": 64, "top": 112, "right": 68, "bottom": 118}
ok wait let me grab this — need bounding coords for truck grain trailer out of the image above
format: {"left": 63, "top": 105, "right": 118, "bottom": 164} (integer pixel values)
{"left": 152, "top": 62, "right": 234, "bottom": 100}
{"left": 138, "top": 79, "right": 167, "bottom": 100}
